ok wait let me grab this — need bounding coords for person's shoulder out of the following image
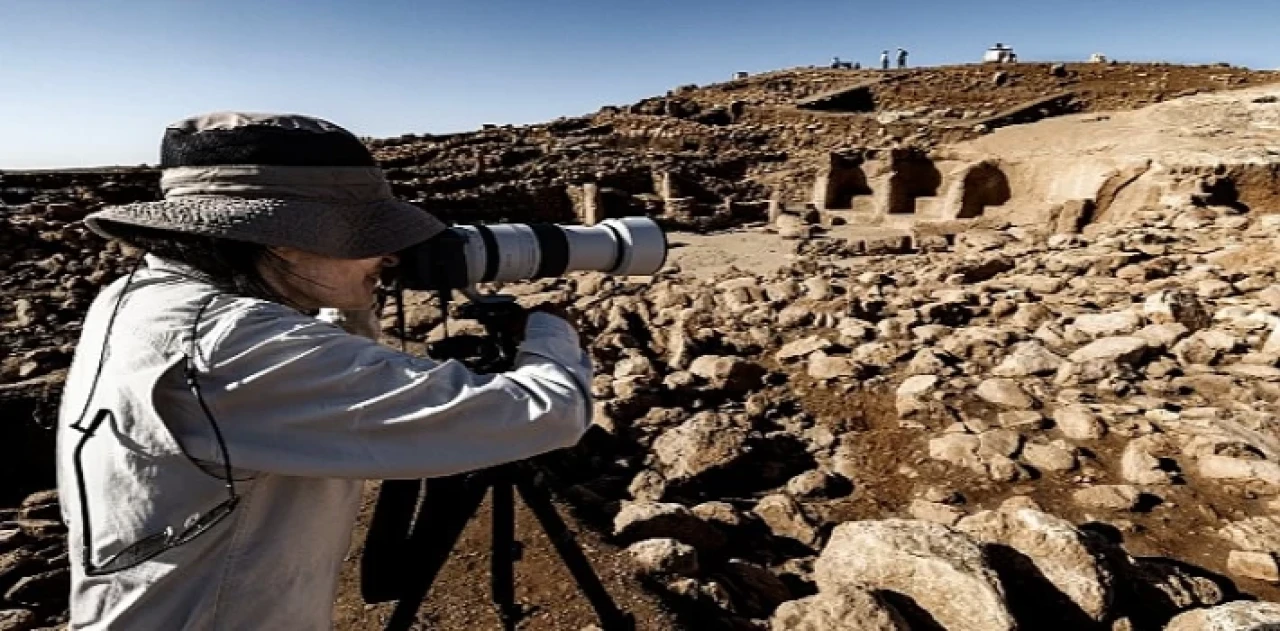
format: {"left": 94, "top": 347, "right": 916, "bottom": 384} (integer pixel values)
{"left": 208, "top": 297, "right": 348, "bottom": 356}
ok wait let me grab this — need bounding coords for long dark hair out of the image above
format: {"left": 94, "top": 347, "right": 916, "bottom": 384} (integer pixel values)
{"left": 98, "top": 222, "right": 291, "bottom": 305}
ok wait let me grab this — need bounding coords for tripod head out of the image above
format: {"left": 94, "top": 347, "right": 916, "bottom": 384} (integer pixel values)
{"left": 428, "top": 291, "right": 526, "bottom": 373}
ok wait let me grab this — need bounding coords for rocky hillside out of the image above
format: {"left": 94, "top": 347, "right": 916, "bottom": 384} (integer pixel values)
{"left": 4, "top": 63, "right": 1275, "bottom": 230}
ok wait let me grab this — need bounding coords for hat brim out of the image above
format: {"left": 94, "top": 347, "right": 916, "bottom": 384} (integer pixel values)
{"left": 85, "top": 195, "right": 447, "bottom": 259}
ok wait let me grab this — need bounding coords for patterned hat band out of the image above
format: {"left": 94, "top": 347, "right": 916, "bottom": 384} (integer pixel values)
{"left": 161, "top": 165, "right": 395, "bottom": 203}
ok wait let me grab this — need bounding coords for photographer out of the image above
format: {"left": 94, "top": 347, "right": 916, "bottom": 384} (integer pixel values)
{"left": 55, "top": 112, "right": 593, "bottom": 630}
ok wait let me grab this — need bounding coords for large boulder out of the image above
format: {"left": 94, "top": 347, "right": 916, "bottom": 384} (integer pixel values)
{"left": 652, "top": 412, "right": 750, "bottom": 484}
{"left": 814, "top": 519, "right": 1015, "bottom": 631}
{"left": 956, "top": 507, "right": 1117, "bottom": 623}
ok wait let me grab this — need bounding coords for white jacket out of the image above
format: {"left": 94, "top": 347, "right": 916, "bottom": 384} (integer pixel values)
{"left": 54, "top": 255, "right": 593, "bottom": 630}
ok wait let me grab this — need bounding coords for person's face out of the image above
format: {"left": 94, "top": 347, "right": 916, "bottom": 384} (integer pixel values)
{"left": 258, "top": 247, "right": 399, "bottom": 311}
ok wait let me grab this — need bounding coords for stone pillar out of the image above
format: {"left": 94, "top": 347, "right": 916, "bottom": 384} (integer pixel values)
{"left": 581, "top": 182, "right": 603, "bottom": 225}
{"left": 811, "top": 172, "right": 830, "bottom": 210}
{"left": 656, "top": 171, "right": 675, "bottom": 201}
{"left": 767, "top": 196, "right": 784, "bottom": 224}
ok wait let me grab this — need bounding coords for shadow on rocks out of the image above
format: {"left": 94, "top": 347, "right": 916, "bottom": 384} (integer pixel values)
{"left": 877, "top": 590, "right": 947, "bottom": 631}
{"left": 1080, "top": 521, "right": 1242, "bottom": 630}
{"left": 983, "top": 542, "right": 1106, "bottom": 630}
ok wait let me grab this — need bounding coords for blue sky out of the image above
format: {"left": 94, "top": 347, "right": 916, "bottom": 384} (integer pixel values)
{"left": 1, "top": 0, "right": 1276, "bottom": 169}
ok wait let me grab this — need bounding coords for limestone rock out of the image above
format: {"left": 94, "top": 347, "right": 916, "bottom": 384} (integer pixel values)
{"left": 1120, "top": 434, "right": 1182, "bottom": 485}
{"left": 1173, "top": 330, "right": 1242, "bottom": 366}
{"left": 770, "top": 587, "right": 909, "bottom": 631}
{"left": 992, "top": 342, "right": 1065, "bottom": 378}
{"left": 1011, "top": 303, "right": 1054, "bottom": 330}
{"left": 12, "top": 300, "right": 40, "bottom": 328}
{"left": 1073, "top": 485, "right": 1142, "bottom": 511}
{"left": 753, "top": 493, "right": 822, "bottom": 548}
{"left": 1198, "top": 455, "right": 1280, "bottom": 485}
{"left": 628, "top": 470, "right": 667, "bottom": 501}
{"left": 613, "top": 355, "right": 659, "bottom": 383}
{"left": 976, "top": 378, "right": 1038, "bottom": 409}
{"left": 1225, "top": 550, "right": 1280, "bottom": 583}
{"left": 688, "top": 355, "right": 766, "bottom": 392}
{"left": 1069, "top": 310, "right": 1143, "bottom": 341}
{"left": 652, "top": 412, "right": 749, "bottom": 484}
{"left": 929, "top": 433, "right": 982, "bottom": 472}
{"left": 1053, "top": 405, "right": 1107, "bottom": 440}
{"left": 814, "top": 519, "right": 1015, "bottom": 631}
{"left": 613, "top": 500, "right": 728, "bottom": 551}
{"left": 956, "top": 507, "right": 1116, "bottom": 622}
{"left": 627, "top": 538, "right": 700, "bottom": 576}
{"left": 777, "top": 336, "right": 832, "bottom": 361}
{"left": 1219, "top": 516, "right": 1280, "bottom": 553}
{"left": 1136, "top": 322, "right": 1191, "bottom": 349}
{"left": 1165, "top": 601, "right": 1280, "bottom": 631}
{"left": 978, "top": 429, "right": 1023, "bottom": 460}
{"left": 909, "top": 499, "right": 966, "bottom": 526}
{"left": 896, "top": 374, "right": 940, "bottom": 417}
{"left": 785, "top": 470, "right": 849, "bottom": 500}
{"left": 1021, "top": 440, "right": 1078, "bottom": 472}
{"left": 807, "top": 352, "right": 866, "bottom": 380}
{"left": 691, "top": 501, "right": 746, "bottom": 531}
{"left": 1068, "top": 336, "right": 1152, "bottom": 365}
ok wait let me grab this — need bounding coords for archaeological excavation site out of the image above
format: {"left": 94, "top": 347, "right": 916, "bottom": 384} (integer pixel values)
{"left": 6, "top": 62, "right": 1280, "bottom": 630}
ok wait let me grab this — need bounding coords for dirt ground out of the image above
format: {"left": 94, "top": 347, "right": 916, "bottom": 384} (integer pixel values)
{"left": 331, "top": 483, "right": 686, "bottom": 631}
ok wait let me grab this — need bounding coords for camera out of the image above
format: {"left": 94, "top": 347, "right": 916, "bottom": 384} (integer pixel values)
{"left": 394, "top": 217, "right": 668, "bottom": 294}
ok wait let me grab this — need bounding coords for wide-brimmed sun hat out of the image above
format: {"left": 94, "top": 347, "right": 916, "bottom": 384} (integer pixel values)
{"left": 84, "top": 111, "right": 446, "bottom": 259}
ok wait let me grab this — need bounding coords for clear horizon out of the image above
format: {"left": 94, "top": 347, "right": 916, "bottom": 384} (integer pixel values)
{"left": 2, "top": 0, "right": 1277, "bottom": 170}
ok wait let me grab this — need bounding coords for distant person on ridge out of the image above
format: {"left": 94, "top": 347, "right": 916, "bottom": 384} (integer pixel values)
{"left": 881, "top": 50, "right": 890, "bottom": 70}
{"left": 897, "top": 48, "right": 909, "bottom": 69}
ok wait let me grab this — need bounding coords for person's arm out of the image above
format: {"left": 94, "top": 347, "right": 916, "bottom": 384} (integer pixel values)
{"left": 161, "top": 303, "right": 592, "bottom": 479}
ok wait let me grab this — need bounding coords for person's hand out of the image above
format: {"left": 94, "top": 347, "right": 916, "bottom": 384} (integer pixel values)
{"left": 525, "top": 303, "right": 588, "bottom": 350}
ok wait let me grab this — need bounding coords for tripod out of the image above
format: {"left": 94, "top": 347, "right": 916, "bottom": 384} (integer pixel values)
{"left": 360, "top": 298, "right": 633, "bottom": 631}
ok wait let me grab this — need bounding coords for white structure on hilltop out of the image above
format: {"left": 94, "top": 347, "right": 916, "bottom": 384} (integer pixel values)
{"left": 983, "top": 43, "right": 1017, "bottom": 63}
{"left": 1090, "top": 53, "right": 1109, "bottom": 63}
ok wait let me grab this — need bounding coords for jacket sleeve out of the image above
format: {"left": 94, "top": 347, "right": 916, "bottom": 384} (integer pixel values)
{"left": 161, "top": 304, "right": 594, "bottom": 479}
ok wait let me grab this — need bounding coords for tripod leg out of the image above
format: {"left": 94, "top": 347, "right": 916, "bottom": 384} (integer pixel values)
{"left": 382, "top": 475, "right": 491, "bottom": 631}
{"left": 490, "top": 476, "right": 521, "bottom": 630}
{"left": 361, "top": 479, "right": 425, "bottom": 603}
{"left": 515, "top": 478, "right": 634, "bottom": 631}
